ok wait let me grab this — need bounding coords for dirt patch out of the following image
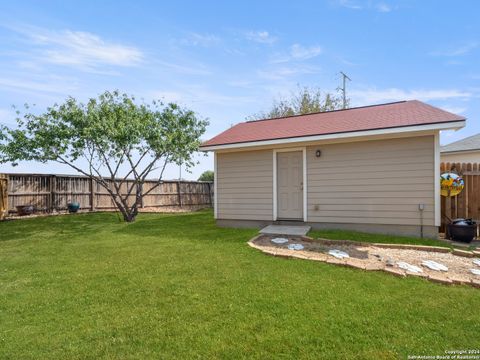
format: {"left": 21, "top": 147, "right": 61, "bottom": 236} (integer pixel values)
{"left": 251, "top": 235, "right": 480, "bottom": 287}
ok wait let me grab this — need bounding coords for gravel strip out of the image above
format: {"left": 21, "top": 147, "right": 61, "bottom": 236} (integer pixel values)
{"left": 252, "top": 235, "right": 479, "bottom": 287}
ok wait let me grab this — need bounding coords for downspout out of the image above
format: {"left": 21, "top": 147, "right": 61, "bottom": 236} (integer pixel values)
{"left": 419, "top": 203, "right": 425, "bottom": 238}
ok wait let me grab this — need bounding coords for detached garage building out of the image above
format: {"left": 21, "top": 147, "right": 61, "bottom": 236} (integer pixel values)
{"left": 200, "top": 101, "right": 465, "bottom": 237}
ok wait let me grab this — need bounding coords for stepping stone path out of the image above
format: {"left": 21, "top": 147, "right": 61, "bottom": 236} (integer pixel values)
{"left": 422, "top": 260, "right": 448, "bottom": 272}
{"left": 328, "top": 249, "right": 350, "bottom": 259}
{"left": 471, "top": 269, "right": 480, "bottom": 276}
{"left": 397, "top": 261, "right": 423, "bottom": 273}
{"left": 271, "top": 237, "right": 288, "bottom": 244}
{"left": 386, "top": 258, "right": 395, "bottom": 267}
{"left": 251, "top": 235, "right": 480, "bottom": 288}
{"left": 287, "top": 244, "right": 304, "bottom": 251}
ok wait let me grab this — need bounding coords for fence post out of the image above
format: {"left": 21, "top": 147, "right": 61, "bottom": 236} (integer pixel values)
{"left": 90, "top": 177, "right": 96, "bottom": 211}
{"left": 50, "top": 175, "right": 56, "bottom": 213}
{"left": 0, "top": 174, "right": 7, "bottom": 220}
{"left": 177, "top": 181, "right": 182, "bottom": 207}
{"left": 139, "top": 183, "right": 144, "bottom": 209}
{"left": 207, "top": 182, "right": 212, "bottom": 206}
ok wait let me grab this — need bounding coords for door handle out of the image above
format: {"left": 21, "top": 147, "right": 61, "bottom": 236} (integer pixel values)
{"left": 300, "top": 181, "right": 303, "bottom": 190}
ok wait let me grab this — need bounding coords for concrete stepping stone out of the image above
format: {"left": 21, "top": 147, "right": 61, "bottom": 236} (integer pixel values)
{"left": 328, "top": 249, "right": 350, "bottom": 259}
{"left": 397, "top": 261, "right": 423, "bottom": 273}
{"left": 386, "top": 258, "right": 395, "bottom": 267}
{"left": 421, "top": 260, "right": 448, "bottom": 272}
{"left": 470, "top": 268, "right": 480, "bottom": 276}
{"left": 271, "top": 237, "right": 288, "bottom": 244}
{"left": 260, "top": 225, "right": 310, "bottom": 236}
{"left": 287, "top": 243, "right": 304, "bottom": 251}
{"left": 473, "top": 259, "right": 480, "bottom": 267}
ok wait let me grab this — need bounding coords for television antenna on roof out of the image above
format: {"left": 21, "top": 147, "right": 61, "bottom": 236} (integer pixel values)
{"left": 338, "top": 71, "right": 351, "bottom": 109}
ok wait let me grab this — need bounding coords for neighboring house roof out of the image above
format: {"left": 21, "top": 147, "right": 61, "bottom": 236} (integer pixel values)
{"left": 441, "top": 133, "right": 480, "bottom": 153}
{"left": 201, "top": 100, "right": 465, "bottom": 150}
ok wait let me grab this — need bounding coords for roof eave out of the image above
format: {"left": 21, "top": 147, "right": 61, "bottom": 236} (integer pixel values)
{"left": 200, "top": 120, "right": 466, "bottom": 152}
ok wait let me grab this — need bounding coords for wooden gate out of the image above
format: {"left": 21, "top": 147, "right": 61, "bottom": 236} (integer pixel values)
{"left": 0, "top": 174, "right": 7, "bottom": 220}
{"left": 440, "top": 162, "right": 480, "bottom": 231}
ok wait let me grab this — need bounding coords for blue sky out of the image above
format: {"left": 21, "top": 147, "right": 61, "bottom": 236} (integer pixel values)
{"left": 0, "top": 0, "right": 478, "bottom": 179}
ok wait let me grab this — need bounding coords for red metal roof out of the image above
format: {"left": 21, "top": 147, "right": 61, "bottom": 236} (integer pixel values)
{"left": 201, "top": 100, "right": 465, "bottom": 148}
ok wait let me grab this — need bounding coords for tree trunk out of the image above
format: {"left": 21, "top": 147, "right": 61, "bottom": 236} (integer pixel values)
{"left": 123, "top": 212, "right": 137, "bottom": 222}
{"left": 121, "top": 183, "right": 142, "bottom": 222}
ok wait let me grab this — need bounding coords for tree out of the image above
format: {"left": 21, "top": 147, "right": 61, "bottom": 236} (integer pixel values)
{"left": 198, "top": 170, "right": 214, "bottom": 182}
{"left": 249, "top": 86, "right": 348, "bottom": 120}
{"left": 0, "top": 90, "right": 208, "bottom": 222}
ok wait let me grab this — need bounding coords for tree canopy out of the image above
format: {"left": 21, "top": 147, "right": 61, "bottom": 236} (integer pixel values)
{"left": 198, "top": 170, "right": 214, "bottom": 182}
{"left": 0, "top": 90, "right": 208, "bottom": 222}
{"left": 249, "top": 86, "right": 348, "bottom": 120}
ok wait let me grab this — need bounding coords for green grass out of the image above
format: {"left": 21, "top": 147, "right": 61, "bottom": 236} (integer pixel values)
{"left": 309, "top": 229, "right": 453, "bottom": 248}
{"left": 1, "top": 210, "right": 479, "bottom": 359}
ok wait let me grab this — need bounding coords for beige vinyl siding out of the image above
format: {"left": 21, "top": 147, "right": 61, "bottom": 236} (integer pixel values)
{"left": 217, "top": 150, "right": 273, "bottom": 220}
{"left": 307, "top": 135, "right": 435, "bottom": 226}
{"left": 441, "top": 151, "right": 480, "bottom": 164}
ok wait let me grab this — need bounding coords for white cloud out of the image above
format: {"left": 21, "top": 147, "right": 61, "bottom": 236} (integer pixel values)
{"left": 257, "top": 65, "right": 319, "bottom": 80}
{"left": 226, "top": 79, "right": 256, "bottom": 89}
{"left": 337, "top": 0, "right": 363, "bottom": 10}
{"left": 0, "top": 76, "right": 79, "bottom": 94}
{"left": 152, "top": 85, "right": 256, "bottom": 106}
{"left": 290, "top": 44, "right": 322, "bottom": 60}
{"left": 180, "top": 32, "right": 220, "bottom": 47}
{"left": 337, "top": 0, "right": 396, "bottom": 12}
{"left": 152, "top": 90, "right": 185, "bottom": 103}
{"left": 350, "top": 87, "right": 473, "bottom": 105}
{"left": 13, "top": 25, "right": 144, "bottom": 71}
{"left": 271, "top": 44, "right": 322, "bottom": 63}
{"left": 376, "top": 3, "right": 392, "bottom": 12}
{"left": 431, "top": 42, "right": 479, "bottom": 57}
{"left": 336, "top": 56, "right": 358, "bottom": 66}
{"left": 245, "top": 30, "right": 277, "bottom": 44}
{"left": 441, "top": 106, "right": 467, "bottom": 115}
{"left": 155, "top": 60, "right": 212, "bottom": 75}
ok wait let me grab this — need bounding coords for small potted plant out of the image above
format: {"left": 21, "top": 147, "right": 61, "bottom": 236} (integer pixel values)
{"left": 16, "top": 205, "right": 35, "bottom": 216}
{"left": 67, "top": 201, "right": 80, "bottom": 213}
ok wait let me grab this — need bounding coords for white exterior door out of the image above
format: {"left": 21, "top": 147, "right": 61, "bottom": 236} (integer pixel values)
{"left": 277, "top": 151, "right": 303, "bottom": 220}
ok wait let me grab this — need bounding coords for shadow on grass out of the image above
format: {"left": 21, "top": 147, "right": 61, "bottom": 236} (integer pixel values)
{"left": 0, "top": 212, "right": 124, "bottom": 242}
{"left": 3, "top": 210, "right": 453, "bottom": 250}
{"left": 308, "top": 228, "right": 452, "bottom": 248}
{"left": 1, "top": 209, "right": 255, "bottom": 245}
{"left": 117, "top": 210, "right": 256, "bottom": 243}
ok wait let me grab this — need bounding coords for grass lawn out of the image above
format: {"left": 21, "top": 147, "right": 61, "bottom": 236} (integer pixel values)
{"left": 1, "top": 210, "right": 479, "bottom": 359}
{"left": 308, "top": 229, "right": 453, "bottom": 248}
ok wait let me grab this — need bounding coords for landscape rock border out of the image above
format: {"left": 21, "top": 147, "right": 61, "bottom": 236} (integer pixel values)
{"left": 248, "top": 235, "right": 480, "bottom": 288}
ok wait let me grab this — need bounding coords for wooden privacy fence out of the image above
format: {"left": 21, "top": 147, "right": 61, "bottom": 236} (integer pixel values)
{"left": 440, "top": 162, "right": 480, "bottom": 230}
{"left": 3, "top": 173, "right": 213, "bottom": 215}
{"left": 0, "top": 174, "right": 7, "bottom": 220}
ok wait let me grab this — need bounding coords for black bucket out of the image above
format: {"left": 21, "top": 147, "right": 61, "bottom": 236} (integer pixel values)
{"left": 447, "top": 218, "right": 477, "bottom": 243}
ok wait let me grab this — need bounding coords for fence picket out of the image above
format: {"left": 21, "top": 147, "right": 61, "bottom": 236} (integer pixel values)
{"left": 473, "top": 163, "right": 479, "bottom": 221}
{"left": 457, "top": 163, "right": 466, "bottom": 218}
